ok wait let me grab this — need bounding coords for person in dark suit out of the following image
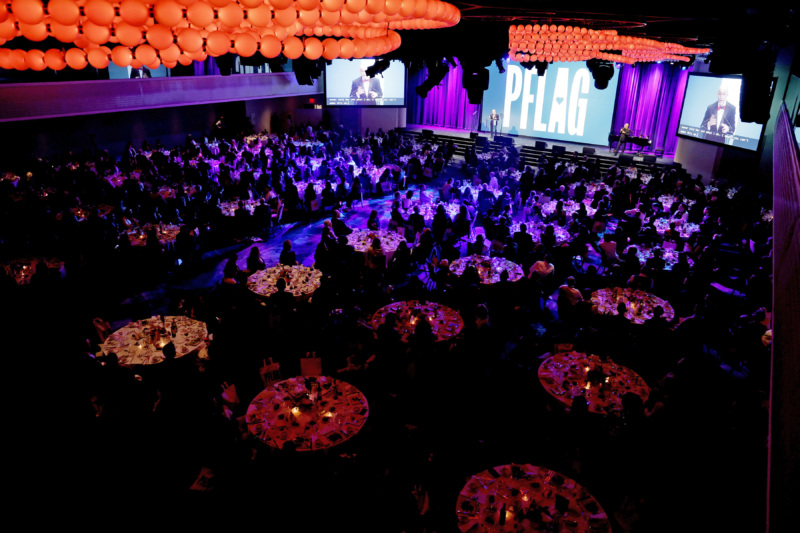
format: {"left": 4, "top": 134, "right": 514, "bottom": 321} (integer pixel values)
{"left": 130, "top": 66, "right": 151, "bottom": 78}
{"left": 614, "top": 123, "right": 631, "bottom": 155}
{"left": 701, "top": 86, "right": 736, "bottom": 137}
{"left": 350, "top": 60, "right": 383, "bottom": 103}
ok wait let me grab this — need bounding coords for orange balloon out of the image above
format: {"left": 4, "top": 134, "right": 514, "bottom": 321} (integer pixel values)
{"left": 321, "top": 37, "right": 339, "bottom": 60}
{"left": 11, "top": 0, "right": 44, "bottom": 25}
{"left": 269, "top": 0, "right": 293, "bottom": 9}
{"left": 118, "top": 1, "right": 149, "bottom": 26}
{"left": 273, "top": 25, "right": 288, "bottom": 40}
{"left": 344, "top": 0, "right": 366, "bottom": 13}
{"left": 44, "top": 48, "right": 67, "bottom": 70}
{"left": 273, "top": 7, "right": 296, "bottom": 27}
{"left": 218, "top": 3, "right": 243, "bottom": 27}
{"left": 332, "top": 25, "right": 343, "bottom": 37}
{"left": 340, "top": 10, "right": 356, "bottom": 24}
{"left": 73, "top": 34, "right": 92, "bottom": 49}
{"left": 130, "top": 58, "right": 142, "bottom": 68}
{"left": 356, "top": 10, "right": 372, "bottom": 24}
{"left": 111, "top": 45, "right": 133, "bottom": 66}
{"left": 176, "top": 0, "right": 198, "bottom": 6}
{"left": 49, "top": 21, "right": 78, "bottom": 43}
{"left": 11, "top": 49, "right": 28, "bottom": 70}
{"left": 154, "top": 0, "right": 185, "bottom": 27}
{"left": 318, "top": 9, "right": 339, "bottom": 26}
{"left": 177, "top": 53, "right": 193, "bottom": 65}
{"left": 84, "top": 0, "right": 115, "bottom": 26}
{"left": 65, "top": 47, "right": 88, "bottom": 69}
{"left": 162, "top": 59, "right": 177, "bottom": 68}
{"left": 303, "top": 26, "right": 314, "bottom": 37}
{"left": 185, "top": 49, "right": 207, "bottom": 60}
{"left": 259, "top": 34, "right": 281, "bottom": 57}
{"left": 282, "top": 35, "right": 303, "bottom": 59}
{"left": 207, "top": 0, "right": 229, "bottom": 6}
{"left": 338, "top": 38, "right": 354, "bottom": 58}
{"left": 49, "top": 0, "right": 80, "bottom": 25}
{"left": 412, "top": 0, "right": 427, "bottom": 17}
{"left": 298, "top": 9, "right": 320, "bottom": 26}
{"left": 383, "top": 0, "right": 400, "bottom": 15}
{"left": 298, "top": 0, "right": 319, "bottom": 10}
{"left": 146, "top": 24, "right": 175, "bottom": 50}
{"left": 159, "top": 42, "right": 181, "bottom": 62}
{"left": 239, "top": 0, "right": 262, "bottom": 7}
{"left": 234, "top": 32, "right": 258, "bottom": 56}
{"left": 147, "top": 57, "right": 161, "bottom": 69}
{"left": 135, "top": 43, "right": 158, "bottom": 64}
{"left": 87, "top": 47, "right": 110, "bottom": 68}
{"left": 244, "top": 6, "right": 269, "bottom": 28}
{"left": 365, "top": 0, "right": 384, "bottom": 14}
{"left": 19, "top": 21, "right": 48, "bottom": 41}
{"left": 321, "top": 0, "right": 343, "bottom": 10}
{"left": 177, "top": 27, "right": 203, "bottom": 52}
{"left": 302, "top": 37, "right": 322, "bottom": 59}
{"left": 25, "top": 49, "right": 46, "bottom": 70}
{"left": 186, "top": 2, "right": 214, "bottom": 27}
{"left": 364, "top": 38, "right": 377, "bottom": 57}
{"left": 83, "top": 21, "right": 111, "bottom": 45}
{"left": 115, "top": 22, "right": 143, "bottom": 47}
{"left": 204, "top": 30, "right": 230, "bottom": 56}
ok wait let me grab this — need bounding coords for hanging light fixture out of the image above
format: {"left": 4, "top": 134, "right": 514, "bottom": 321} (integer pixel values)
{"left": 507, "top": 23, "right": 709, "bottom": 66}
{"left": 0, "top": 0, "right": 461, "bottom": 71}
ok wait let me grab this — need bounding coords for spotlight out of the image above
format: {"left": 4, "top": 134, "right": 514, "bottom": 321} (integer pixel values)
{"left": 293, "top": 57, "right": 322, "bottom": 85}
{"left": 586, "top": 59, "right": 614, "bottom": 90}
{"left": 365, "top": 58, "right": 390, "bottom": 78}
{"left": 415, "top": 63, "right": 450, "bottom": 98}
{"left": 495, "top": 58, "right": 505, "bottom": 74}
{"left": 534, "top": 61, "right": 548, "bottom": 76}
{"left": 463, "top": 67, "right": 489, "bottom": 104}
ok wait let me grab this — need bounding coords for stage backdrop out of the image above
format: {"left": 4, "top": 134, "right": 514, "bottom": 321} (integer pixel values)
{"left": 613, "top": 62, "right": 691, "bottom": 156}
{"left": 406, "top": 62, "right": 482, "bottom": 131}
{"left": 407, "top": 61, "right": 689, "bottom": 156}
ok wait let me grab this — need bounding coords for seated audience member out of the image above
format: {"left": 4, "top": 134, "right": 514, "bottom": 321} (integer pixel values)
{"left": 279, "top": 239, "right": 298, "bottom": 265}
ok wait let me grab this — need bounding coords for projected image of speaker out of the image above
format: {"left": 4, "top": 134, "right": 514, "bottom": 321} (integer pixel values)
{"left": 581, "top": 147, "right": 596, "bottom": 155}
{"left": 422, "top": 129, "right": 434, "bottom": 140}
{"left": 552, "top": 145, "right": 566, "bottom": 155}
{"left": 618, "top": 154, "right": 634, "bottom": 165}
{"left": 535, "top": 141, "right": 548, "bottom": 150}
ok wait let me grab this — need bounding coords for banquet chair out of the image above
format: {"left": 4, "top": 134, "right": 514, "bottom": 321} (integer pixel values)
{"left": 300, "top": 353, "right": 322, "bottom": 376}
{"left": 93, "top": 317, "right": 112, "bottom": 344}
{"left": 270, "top": 204, "right": 284, "bottom": 237}
{"left": 260, "top": 358, "right": 282, "bottom": 386}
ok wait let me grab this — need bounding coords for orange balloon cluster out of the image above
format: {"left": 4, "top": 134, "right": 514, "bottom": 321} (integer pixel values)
{"left": 508, "top": 23, "right": 710, "bottom": 65}
{"left": 0, "top": 0, "right": 460, "bottom": 70}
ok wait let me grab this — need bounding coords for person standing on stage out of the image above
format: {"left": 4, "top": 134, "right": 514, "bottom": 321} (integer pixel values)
{"left": 615, "top": 123, "right": 631, "bottom": 155}
{"left": 489, "top": 109, "right": 500, "bottom": 137}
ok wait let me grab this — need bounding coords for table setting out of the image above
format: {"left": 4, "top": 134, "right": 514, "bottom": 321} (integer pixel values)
{"left": 247, "top": 264, "right": 323, "bottom": 299}
{"left": 126, "top": 223, "right": 181, "bottom": 246}
{"left": 652, "top": 218, "right": 700, "bottom": 239}
{"left": 590, "top": 287, "right": 675, "bottom": 325}
{"left": 372, "top": 300, "right": 464, "bottom": 342}
{"left": 622, "top": 245, "right": 692, "bottom": 271}
{"left": 449, "top": 255, "right": 524, "bottom": 284}
{"left": 509, "top": 222, "right": 571, "bottom": 246}
{"left": 538, "top": 351, "right": 650, "bottom": 415}
{"left": 100, "top": 315, "right": 209, "bottom": 365}
{"left": 347, "top": 229, "right": 406, "bottom": 263}
{"left": 401, "top": 201, "right": 460, "bottom": 225}
{"left": 456, "top": 463, "right": 612, "bottom": 532}
{"left": 246, "top": 376, "right": 368, "bottom": 451}
{"left": 542, "top": 199, "right": 597, "bottom": 218}
{"left": 1, "top": 257, "right": 64, "bottom": 284}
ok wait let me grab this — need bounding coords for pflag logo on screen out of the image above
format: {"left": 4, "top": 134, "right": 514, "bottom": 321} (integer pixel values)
{"left": 484, "top": 60, "right": 619, "bottom": 146}
{"left": 503, "top": 64, "right": 591, "bottom": 136}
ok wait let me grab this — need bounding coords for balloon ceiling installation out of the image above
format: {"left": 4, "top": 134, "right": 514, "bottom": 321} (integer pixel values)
{"left": 0, "top": 0, "right": 461, "bottom": 71}
{"left": 508, "top": 24, "right": 710, "bottom": 66}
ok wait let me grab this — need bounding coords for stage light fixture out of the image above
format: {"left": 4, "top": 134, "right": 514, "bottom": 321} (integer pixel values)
{"left": 495, "top": 58, "right": 505, "bottom": 74}
{"left": 365, "top": 59, "right": 391, "bottom": 78}
{"left": 586, "top": 59, "right": 614, "bottom": 90}
{"left": 463, "top": 67, "right": 489, "bottom": 104}
{"left": 415, "top": 63, "right": 450, "bottom": 99}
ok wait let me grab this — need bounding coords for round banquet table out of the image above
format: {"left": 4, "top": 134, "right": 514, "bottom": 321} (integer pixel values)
{"left": 126, "top": 224, "right": 180, "bottom": 247}
{"left": 652, "top": 218, "right": 700, "bottom": 240}
{"left": 449, "top": 255, "right": 524, "bottom": 284}
{"left": 219, "top": 199, "right": 258, "bottom": 217}
{"left": 622, "top": 245, "right": 693, "bottom": 271}
{"left": 100, "top": 316, "right": 209, "bottom": 365}
{"left": 347, "top": 229, "right": 406, "bottom": 264}
{"left": 401, "top": 201, "right": 460, "bottom": 225}
{"left": 247, "top": 265, "right": 322, "bottom": 299}
{"left": 456, "top": 463, "right": 612, "bottom": 533}
{"left": 538, "top": 352, "right": 650, "bottom": 415}
{"left": 509, "top": 222, "right": 571, "bottom": 246}
{"left": 372, "top": 300, "right": 463, "bottom": 342}
{"left": 246, "top": 376, "right": 368, "bottom": 451}
{"left": 542, "top": 199, "right": 596, "bottom": 218}
{"left": 458, "top": 185, "right": 503, "bottom": 203}
{"left": 1, "top": 257, "right": 64, "bottom": 285}
{"left": 590, "top": 287, "right": 675, "bottom": 325}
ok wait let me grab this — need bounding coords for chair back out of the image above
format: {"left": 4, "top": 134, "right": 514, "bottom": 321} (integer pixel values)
{"left": 301, "top": 356, "right": 322, "bottom": 376}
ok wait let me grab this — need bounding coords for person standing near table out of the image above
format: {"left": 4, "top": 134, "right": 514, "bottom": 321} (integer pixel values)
{"left": 614, "top": 123, "right": 631, "bottom": 155}
{"left": 489, "top": 109, "right": 500, "bottom": 137}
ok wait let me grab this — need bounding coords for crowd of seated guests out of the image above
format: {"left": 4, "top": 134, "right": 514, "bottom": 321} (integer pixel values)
{"left": 6, "top": 121, "right": 773, "bottom": 531}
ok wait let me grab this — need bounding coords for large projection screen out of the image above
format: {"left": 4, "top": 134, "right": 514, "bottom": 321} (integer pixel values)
{"left": 481, "top": 60, "right": 620, "bottom": 146}
{"left": 676, "top": 73, "right": 764, "bottom": 151}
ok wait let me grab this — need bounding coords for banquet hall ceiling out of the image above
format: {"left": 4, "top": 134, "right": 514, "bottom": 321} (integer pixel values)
{"left": 393, "top": 3, "right": 797, "bottom": 68}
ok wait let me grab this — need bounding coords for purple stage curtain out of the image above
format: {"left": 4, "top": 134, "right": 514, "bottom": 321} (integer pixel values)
{"left": 612, "top": 63, "right": 690, "bottom": 156}
{"left": 406, "top": 63, "right": 481, "bottom": 131}
{"left": 194, "top": 58, "right": 221, "bottom": 76}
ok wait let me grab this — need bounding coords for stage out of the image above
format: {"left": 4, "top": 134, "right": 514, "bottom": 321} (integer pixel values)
{"left": 403, "top": 124, "right": 676, "bottom": 167}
